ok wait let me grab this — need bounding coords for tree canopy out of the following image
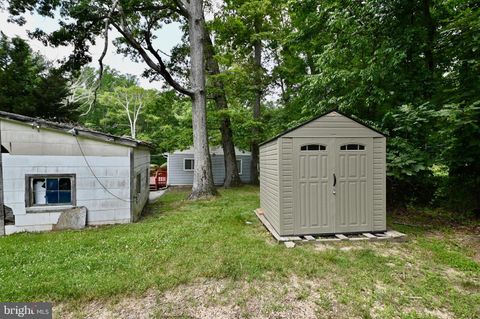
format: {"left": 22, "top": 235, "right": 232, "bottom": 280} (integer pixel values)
{"left": 1, "top": 0, "right": 479, "bottom": 209}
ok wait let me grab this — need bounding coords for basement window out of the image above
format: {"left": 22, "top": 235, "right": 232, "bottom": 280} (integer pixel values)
{"left": 184, "top": 158, "right": 194, "bottom": 171}
{"left": 27, "top": 175, "right": 75, "bottom": 207}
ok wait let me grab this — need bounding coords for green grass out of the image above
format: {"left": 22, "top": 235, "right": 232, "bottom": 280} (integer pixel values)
{"left": 0, "top": 186, "right": 478, "bottom": 318}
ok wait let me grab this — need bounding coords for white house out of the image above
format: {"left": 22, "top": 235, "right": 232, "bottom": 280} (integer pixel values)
{"left": 0, "top": 111, "right": 152, "bottom": 235}
{"left": 166, "top": 146, "right": 252, "bottom": 186}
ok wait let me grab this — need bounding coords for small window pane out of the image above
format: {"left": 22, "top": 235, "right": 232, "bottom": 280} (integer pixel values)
{"left": 185, "top": 159, "right": 194, "bottom": 170}
{"left": 340, "top": 144, "right": 365, "bottom": 151}
{"left": 301, "top": 144, "right": 326, "bottom": 151}
{"left": 32, "top": 178, "right": 46, "bottom": 205}
{"left": 347, "top": 144, "right": 358, "bottom": 150}
{"left": 59, "top": 191, "right": 71, "bottom": 203}
{"left": 46, "top": 178, "right": 59, "bottom": 191}
{"left": 46, "top": 190, "right": 59, "bottom": 204}
{"left": 59, "top": 178, "right": 71, "bottom": 190}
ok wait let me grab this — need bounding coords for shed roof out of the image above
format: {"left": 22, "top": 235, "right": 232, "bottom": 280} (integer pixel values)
{"left": 0, "top": 111, "right": 154, "bottom": 149}
{"left": 260, "top": 110, "right": 386, "bottom": 146}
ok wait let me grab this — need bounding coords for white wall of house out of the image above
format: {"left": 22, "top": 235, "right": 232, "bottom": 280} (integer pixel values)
{"left": 0, "top": 118, "right": 150, "bottom": 235}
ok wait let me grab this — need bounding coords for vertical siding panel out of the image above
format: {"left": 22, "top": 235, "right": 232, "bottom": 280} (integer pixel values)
{"left": 259, "top": 139, "right": 281, "bottom": 234}
{"left": 373, "top": 137, "right": 386, "bottom": 230}
{"left": 280, "top": 138, "right": 294, "bottom": 235}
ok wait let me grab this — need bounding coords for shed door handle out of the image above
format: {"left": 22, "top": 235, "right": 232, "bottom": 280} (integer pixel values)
{"left": 333, "top": 173, "right": 336, "bottom": 187}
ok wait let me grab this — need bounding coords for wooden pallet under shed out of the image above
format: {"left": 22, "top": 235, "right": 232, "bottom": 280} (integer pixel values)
{"left": 254, "top": 208, "right": 406, "bottom": 244}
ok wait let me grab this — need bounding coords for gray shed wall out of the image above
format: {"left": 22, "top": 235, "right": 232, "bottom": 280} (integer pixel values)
{"left": 131, "top": 147, "right": 150, "bottom": 221}
{"left": 373, "top": 137, "right": 387, "bottom": 231}
{"left": 259, "top": 139, "right": 280, "bottom": 233}
{"left": 168, "top": 153, "right": 252, "bottom": 186}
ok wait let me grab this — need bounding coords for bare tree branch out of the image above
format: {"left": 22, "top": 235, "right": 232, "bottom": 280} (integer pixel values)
{"left": 81, "top": 0, "right": 119, "bottom": 116}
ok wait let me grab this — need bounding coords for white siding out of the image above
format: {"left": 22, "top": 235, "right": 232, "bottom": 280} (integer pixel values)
{"left": 2, "top": 154, "right": 131, "bottom": 232}
{"left": 373, "top": 137, "right": 387, "bottom": 230}
{"left": 0, "top": 117, "right": 152, "bottom": 235}
{"left": 259, "top": 139, "right": 280, "bottom": 233}
{"left": 1, "top": 119, "right": 130, "bottom": 156}
{"left": 283, "top": 111, "right": 383, "bottom": 138}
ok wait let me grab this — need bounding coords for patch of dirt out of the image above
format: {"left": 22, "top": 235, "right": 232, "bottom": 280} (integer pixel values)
{"left": 402, "top": 307, "right": 455, "bottom": 319}
{"left": 54, "top": 291, "right": 158, "bottom": 319}
{"left": 53, "top": 276, "right": 360, "bottom": 319}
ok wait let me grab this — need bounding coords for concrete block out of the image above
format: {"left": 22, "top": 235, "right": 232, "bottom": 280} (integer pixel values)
{"left": 284, "top": 241, "right": 296, "bottom": 248}
{"left": 52, "top": 206, "right": 87, "bottom": 230}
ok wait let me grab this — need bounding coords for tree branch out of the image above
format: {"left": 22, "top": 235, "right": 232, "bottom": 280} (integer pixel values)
{"left": 81, "top": 0, "right": 119, "bottom": 116}
{"left": 172, "top": 0, "right": 190, "bottom": 18}
{"left": 111, "top": 5, "right": 193, "bottom": 96}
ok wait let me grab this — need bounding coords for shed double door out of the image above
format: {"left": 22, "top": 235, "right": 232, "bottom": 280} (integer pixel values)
{"left": 293, "top": 137, "right": 373, "bottom": 234}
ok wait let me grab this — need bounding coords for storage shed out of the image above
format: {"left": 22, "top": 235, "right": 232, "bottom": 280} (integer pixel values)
{"left": 259, "top": 111, "right": 386, "bottom": 236}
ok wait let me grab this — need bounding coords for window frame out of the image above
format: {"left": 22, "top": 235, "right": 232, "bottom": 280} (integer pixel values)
{"left": 136, "top": 173, "right": 142, "bottom": 195}
{"left": 340, "top": 144, "right": 366, "bottom": 151}
{"left": 236, "top": 159, "right": 243, "bottom": 175}
{"left": 183, "top": 158, "right": 195, "bottom": 171}
{"left": 25, "top": 174, "right": 76, "bottom": 207}
{"left": 300, "top": 144, "right": 327, "bottom": 151}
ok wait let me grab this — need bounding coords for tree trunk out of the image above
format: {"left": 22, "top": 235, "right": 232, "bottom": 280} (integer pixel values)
{"left": 204, "top": 32, "right": 242, "bottom": 188}
{"left": 187, "top": 0, "right": 217, "bottom": 199}
{"left": 250, "top": 18, "right": 262, "bottom": 185}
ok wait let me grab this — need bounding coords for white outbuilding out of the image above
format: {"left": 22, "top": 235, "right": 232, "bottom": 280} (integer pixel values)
{"left": 259, "top": 110, "right": 386, "bottom": 236}
{"left": 0, "top": 111, "right": 152, "bottom": 235}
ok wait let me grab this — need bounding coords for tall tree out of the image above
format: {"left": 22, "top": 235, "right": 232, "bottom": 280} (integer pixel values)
{"left": 211, "top": 0, "right": 282, "bottom": 185}
{"left": 0, "top": 33, "right": 78, "bottom": 121}
{"left": 7, "top": 0, "right": 217, "bottom": 199}
{"left": 204, "top": 33, "right": 242, "bottom": 187}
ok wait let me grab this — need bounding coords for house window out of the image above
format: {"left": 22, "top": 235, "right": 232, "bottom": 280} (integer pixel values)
{"left": 300, "top": 144, "right": 326, "bottom": 151}
{"left": 237, "top": 159, "right": 243, "bottom": 175}
{"left": 136, "top": 173, "right": 142, "bottom": 194}
{"left": 340, "top": 144, "right": 365, "bottom": 151}
{"left": 184, "top": 158, "right": 194, "bottom": 171}
{"left": 27, "top": 175, "right": 75, "bottom": 206}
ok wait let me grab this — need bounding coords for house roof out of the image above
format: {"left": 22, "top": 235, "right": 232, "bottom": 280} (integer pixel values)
{"left": 169, "top": 146, "right": 251, "bottom": 156}
{"left": 0, "top": 111, "right": 154, "bottom": 149}
{"left": 259, "top": 110, "right": 386, "bottom": 146}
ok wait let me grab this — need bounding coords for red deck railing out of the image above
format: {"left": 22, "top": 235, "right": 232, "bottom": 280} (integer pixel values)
{"left": 150, "top": 170, "right": 167, "bottom": 191}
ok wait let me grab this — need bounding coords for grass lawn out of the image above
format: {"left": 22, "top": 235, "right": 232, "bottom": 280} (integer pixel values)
{"left": 0, "top": 186, "right": 479, "bottom": 318}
